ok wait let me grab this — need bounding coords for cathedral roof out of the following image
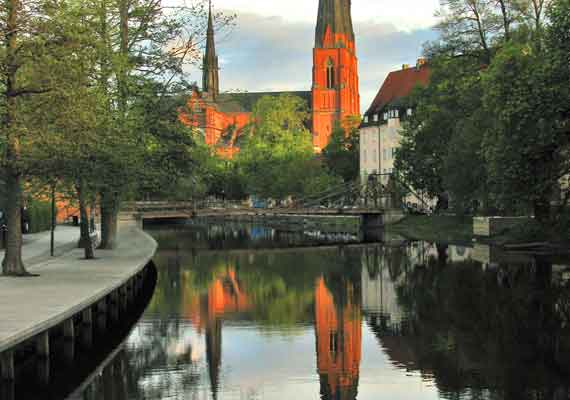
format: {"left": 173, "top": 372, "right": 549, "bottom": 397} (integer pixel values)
{"left": 215, "top": 91, "right": 312, "bottom": 113}
{"left": 315, "top": 0, "right": 355, "bottom": 48}
{"left": 365, "top": 63, "right": 430, "bottom": 117}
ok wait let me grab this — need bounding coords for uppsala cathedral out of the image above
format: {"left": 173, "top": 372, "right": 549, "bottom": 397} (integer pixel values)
{"left": 180, "top": 0, "right": 360, "bottom": 156}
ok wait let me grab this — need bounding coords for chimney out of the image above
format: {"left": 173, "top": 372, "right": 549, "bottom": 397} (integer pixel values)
{"left": 402, "top": 64, "right": 410, "bottom": 70}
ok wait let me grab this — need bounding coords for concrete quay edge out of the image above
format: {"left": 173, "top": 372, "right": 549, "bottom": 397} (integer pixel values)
{"left": 0, "top": 228, "right": 157, "bottom": 355}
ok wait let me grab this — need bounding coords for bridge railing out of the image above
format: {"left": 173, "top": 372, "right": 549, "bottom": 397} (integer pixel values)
{"left": 122, "top": 200, "right": 248, "bottom": 214}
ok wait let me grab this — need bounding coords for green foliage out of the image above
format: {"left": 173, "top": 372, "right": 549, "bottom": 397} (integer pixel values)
{"left": 395, "top": 0, "right": 570, "bottom": 223}
{"left": 322, "top": 120, "right": 360, "bottom": 183}
{"left": 396, "top": 55, "right": 485, "bottom": 208}
{"left": 236, "top": 94, "right": 338, "bottom": 199}
{"left": 27, "top": 200, "right": 51, "bottom": 234}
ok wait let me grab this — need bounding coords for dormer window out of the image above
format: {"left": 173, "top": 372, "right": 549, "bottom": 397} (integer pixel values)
{"left": 326, "top": 58, "right": 335, "bottom": 89}
{"left": 373, "top": 114, "right": 379, "bottom": 122}
{"left": 364, "top": 116, "right": 369, "bottom": 123}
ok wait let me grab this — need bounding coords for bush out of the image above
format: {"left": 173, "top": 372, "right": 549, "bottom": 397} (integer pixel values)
{"left": 27, "top": 200, "right": 52, "bottom": 233}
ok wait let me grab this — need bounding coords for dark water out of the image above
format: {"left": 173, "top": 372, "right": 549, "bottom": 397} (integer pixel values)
{"left": 13, "top": 222, "right": 570, "bottom": 400}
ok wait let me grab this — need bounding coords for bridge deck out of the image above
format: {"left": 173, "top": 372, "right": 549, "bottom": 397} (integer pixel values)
{"left": 131, "top": 207, "right": 384, "bottom": 220}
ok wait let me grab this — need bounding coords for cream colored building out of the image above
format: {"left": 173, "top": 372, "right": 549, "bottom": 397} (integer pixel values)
{"left": 359, "top": 60, "right": 432, "bottom": 208}
{"left": 360, "top": 115, "right": 405, "bottom": 182}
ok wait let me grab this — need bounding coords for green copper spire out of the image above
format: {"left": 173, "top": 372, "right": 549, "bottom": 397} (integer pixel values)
{"left": 315, "top": 0, "right": 355, "bottom": 48}
{"left": 203, "top": 0, "right": 219, "bottom": 99}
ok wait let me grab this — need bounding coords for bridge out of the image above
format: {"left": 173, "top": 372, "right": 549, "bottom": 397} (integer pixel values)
{"left": 121, "top": 174, "right": 431, "bottom": 229}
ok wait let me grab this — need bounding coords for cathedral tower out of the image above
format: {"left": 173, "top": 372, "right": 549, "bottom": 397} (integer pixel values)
{"left": 203, "top": 0, "right": 219, "bottom": 100}
{"left": 312, "top": 0, "right": 360, "bottom": 151}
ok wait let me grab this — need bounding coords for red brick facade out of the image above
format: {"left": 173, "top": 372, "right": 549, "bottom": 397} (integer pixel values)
{"left": 181, "top": 0, "right": 360, "bottom": 157}
{"left": 312, "top": 26, "right": 360, "bottom": 151}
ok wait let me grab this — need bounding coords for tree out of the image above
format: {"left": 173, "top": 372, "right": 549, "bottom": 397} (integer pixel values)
{"left": 237, "top": 94, "right": 338, "bottom": 200}
{"left": 395, "top": 55, "right": 485, "bottom": 210}
{"left": 0, "top": 0, "right": 77, "bottom": 274}
{"left": 93, "top": 0, "right": 234, "bottom": 249}
{"left": 481, "top": 1, "right": 570, "bottom": 224}
{"left": 322, "top": 117, "right": 360, "bottom": 183}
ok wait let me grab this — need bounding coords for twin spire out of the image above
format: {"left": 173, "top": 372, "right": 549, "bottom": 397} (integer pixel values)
{"left": 203, "top": 0, "right": 356, "bottom": 97}
{"left": 315, "top": 0, "right": 355, "bottom": 49}
{"left": 202, "top": 0, "right": 219, "bottom": 99}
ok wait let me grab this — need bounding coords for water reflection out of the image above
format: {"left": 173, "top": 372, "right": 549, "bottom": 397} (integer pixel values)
{"left": 64, "top": 223, "right": 570, "bottom": 400}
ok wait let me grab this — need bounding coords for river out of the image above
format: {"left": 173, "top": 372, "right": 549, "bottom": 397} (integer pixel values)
{"left": 16, "top": 222, "right": 570, "bottom": 400}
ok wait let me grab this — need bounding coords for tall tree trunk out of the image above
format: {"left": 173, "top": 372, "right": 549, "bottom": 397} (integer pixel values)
{"left": 99, "top": 189, "right": 120, "bottom": 249}
{"left": 497, "top": 0, "right": 511, "bottom": 41}
{"left": 2, "top": 171, "right": 27, "bottom": 275}
{"left": 2, "top": 0, "right": 28, "bottom": 276}
{"left": 77, "top": 181, "right": 94, "bottom": 260}
{"left": 118, "top": 0, "right": 129, "bottom": 116}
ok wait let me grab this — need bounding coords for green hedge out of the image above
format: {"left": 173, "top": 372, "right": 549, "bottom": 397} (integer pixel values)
{"left": 27, "top": 201, "right": 52, "bottom": 234}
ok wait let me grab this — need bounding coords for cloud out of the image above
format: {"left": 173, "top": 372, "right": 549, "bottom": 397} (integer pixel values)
{"left": 186, "top": 10, "right": 437, "bottom": 111}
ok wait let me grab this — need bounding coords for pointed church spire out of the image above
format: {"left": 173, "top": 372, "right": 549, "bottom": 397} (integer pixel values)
{"left": 203, "top": 0, "right": 219, "bottom": 99}
{"left": 315, "top": 0, "right": 355, "bottom": 49}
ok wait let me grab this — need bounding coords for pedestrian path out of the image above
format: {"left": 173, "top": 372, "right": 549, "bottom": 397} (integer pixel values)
{"left": 0, "top": 227, "right": 157, "bottom": 355}
{"left": 0, "top": 225, "right": 81, "bottom": 267}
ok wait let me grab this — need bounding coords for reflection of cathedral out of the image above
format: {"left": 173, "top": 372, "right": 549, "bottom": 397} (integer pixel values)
{"left": 315, "top": 277, "right": 362, "bottom": 400}
{"left": 183, "top": 267, "right": 250, "bottom": 400}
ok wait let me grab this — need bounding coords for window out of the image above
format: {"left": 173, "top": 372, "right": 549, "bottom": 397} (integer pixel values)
{"left": 373, "top": 114, "right": 379, "bottom": 122}
{"left": 407, "top": 108, "right": 413, "bottom": 116}
{"left": 329, "top": 331, "right": 338, "bottom": 354}
{"left": 364, "top": 115, "right": 369, "bottom": 123}
{"left": 326, "top": 58, "right": 335, "bottom": 89}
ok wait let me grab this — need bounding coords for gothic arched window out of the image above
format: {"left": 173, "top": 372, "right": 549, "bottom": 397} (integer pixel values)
{"left": 326, "top": 58, "right": 335, "bottom": 89}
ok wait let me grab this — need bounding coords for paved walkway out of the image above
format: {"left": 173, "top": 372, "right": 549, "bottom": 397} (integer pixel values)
{"left": 0, "top": 225, "right": 81, "bottom": 267}
{"left": 0, "top": 227, "right": 157, "bottom": 354}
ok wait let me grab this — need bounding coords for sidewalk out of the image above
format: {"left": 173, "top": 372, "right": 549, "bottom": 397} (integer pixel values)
{"left": 0, "top": 227, "right": 157, "bottom": 354}
{"left": 0, "top": 225, "right": 80, "bottom": 267}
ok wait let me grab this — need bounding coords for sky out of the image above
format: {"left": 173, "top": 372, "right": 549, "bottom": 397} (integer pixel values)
{"left": 185, "top": 0, "right": 441, "bottom": 112}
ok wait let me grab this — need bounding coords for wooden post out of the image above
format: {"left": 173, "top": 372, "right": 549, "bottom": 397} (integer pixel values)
{"left": 83, "top": 308, "right": 93, "bottom": 326}
{"left": 64, "top": 340, "right": 75, "bottom": 364}
{"left": 36, "top": 331, "right": 50, "bottom": 359}
{"left": 37, "top": 357, "right": 50, "bottom": 385}
{"left": 0, "top": 351, "right": 15, "bottom": 381}
{"left": 110, "top": 291, "right": 120, "bottom": 322}
{"left": 82, "top": 308, "right": 93, "bottom": 348}
{"left": 120, "top": 286, "right": 128, "bottom": 310}
{"left": 0, "top": 380, "right": 14, "bottom": 400}
{"left": 63, "top": 319, "right": 75, "bottom": 340}
{"left": 97, "top": 299, "right": 107, "bottom": 314}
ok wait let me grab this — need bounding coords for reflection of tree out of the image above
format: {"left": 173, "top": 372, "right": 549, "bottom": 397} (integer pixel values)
{"left": 381, "top": 250, "right": 570, "bottom": 399}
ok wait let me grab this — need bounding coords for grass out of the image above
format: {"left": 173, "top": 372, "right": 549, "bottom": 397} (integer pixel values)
{"left": 388, "top": 213, "right": 570, "bottom": 250}
{"left": 387, "top": 215, "right": 474, "bottom": 244}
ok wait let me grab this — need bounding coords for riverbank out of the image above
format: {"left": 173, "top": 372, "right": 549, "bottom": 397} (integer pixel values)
{"left": 0, "top": 226, "right": 157, "bottom": 380}
{"left": 386, "top": 215, "right": 474, "bottom": 244}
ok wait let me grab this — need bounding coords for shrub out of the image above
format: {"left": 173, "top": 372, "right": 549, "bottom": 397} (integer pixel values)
{"left": 27, "top": 200, "right": 52, "bottom": 233}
